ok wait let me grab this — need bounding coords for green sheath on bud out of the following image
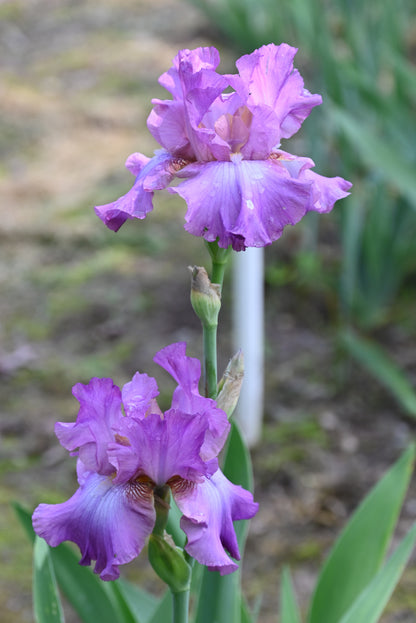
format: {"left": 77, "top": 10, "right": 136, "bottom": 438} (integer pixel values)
{"left": 189, "top": 266, "right": 221, "bottom": 328}
{"left": 148, "top": 535, "right": 192, "bottom": 594}
{"left": 153, "top": 484, "right": 171, "bottom": 537}
{"left": 217, "top": 350, "right": 244, "bottom": 418}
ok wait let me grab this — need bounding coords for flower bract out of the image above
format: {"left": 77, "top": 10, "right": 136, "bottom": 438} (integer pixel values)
{"left": 32, "top": 343, "right": 258, "bottom": 580}
{"left": 95, "top": 43, "right": 351, "bottom": 250}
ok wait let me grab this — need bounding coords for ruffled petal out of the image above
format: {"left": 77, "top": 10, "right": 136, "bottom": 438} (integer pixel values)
{"left": 158, "top": 47, "right": 221, "bottom": 99}
{"left": 175, "top": 469, "right": 258, "bottom": 575}
{"left": 149, "top": 47, "right": 226, "bottom": 159}
{"left": 299, "top": 168, "right": 352, "bottom": 213}
{"left": 154, "top": 342, "right": 230, "bottom": 459}
{"left": 148, "top": 100, "right": 194, "bottom": 159}
{"left": 110, "top": 411, "right": 213, "bottom": 486}
{"left": 94, "top": 150, "right": 177, "bottom": 232}
{"left": 55, "top": 378, "right": 123, "bottom": 475}
{"left": 233, "top": 43, "right": 322, "bottom": 141}
{"left": 121, "top": 372, "right": 160, "bottom": 419}
{"left": 32, "top": 471, "right": 155, "bottom": 581}
{"left": 172, "top": 158, "right": 312, "bottom": 250}
{"left": 275, "top": 150, "right": 352, "bottom": 213}
{"left": 240, "top": 104, "right": 281, "bottom": 160}
{"left": 149, "top": 47, "right": 229, "bottom": 162}
{"left": 125, "top": 152, "right": 151, "bottom": 175}
{"left": 175, "top": 50, "right": 230, "bottom": 161}
{"left": 154, "top": 342, "right": 201, "bottom": 396}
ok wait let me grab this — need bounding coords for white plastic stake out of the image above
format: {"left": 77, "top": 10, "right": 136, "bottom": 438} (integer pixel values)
{"left": 232, "top": 247, "right": 264, "bottom": 446}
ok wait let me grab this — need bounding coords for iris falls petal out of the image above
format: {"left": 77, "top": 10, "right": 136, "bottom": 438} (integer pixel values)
{"left": 32, "top": 471, "right": 155, "bottom": 581}
{"left": 176, "top": 469, "right": 258, "bottom": 575}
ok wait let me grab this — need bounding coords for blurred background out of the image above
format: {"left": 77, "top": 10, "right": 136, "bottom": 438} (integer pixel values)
{"left": 1, "top": 0, "right": 416, "bottom": 621}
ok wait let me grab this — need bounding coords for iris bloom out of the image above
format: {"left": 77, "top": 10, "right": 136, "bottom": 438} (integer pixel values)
{"left": 95, "top": 43, "right": 351, "bottom": 251}
{"left": 32, "top": 343, "right": 258, "bottom": 580}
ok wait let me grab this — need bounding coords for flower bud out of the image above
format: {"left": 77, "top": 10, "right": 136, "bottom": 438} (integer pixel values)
{"left": 189, "top": 266, "right": 221, "bottom": 327}
{"left": 216, "top": 350, "right": 244, "bottom": 418}
{"left": 148, "top": 534, "right": 192, "bottom": 594}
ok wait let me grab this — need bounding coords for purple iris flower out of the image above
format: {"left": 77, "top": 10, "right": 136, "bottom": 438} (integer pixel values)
{"left": 32, "top": 343, "right": 258, "bottom": 580}
{"left": 95, "top": 43, "right": 351, "bottom": 251}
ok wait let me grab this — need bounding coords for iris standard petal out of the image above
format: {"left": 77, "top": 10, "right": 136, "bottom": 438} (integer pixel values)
{"left": 175, "top": 469, "right": 258, "bottom": 575}
{"left": 110, "top": 411, "right": 213, "bottom": 487}
{"left": 148, "top": 100, "right": 193, "bottom": 159}
{"left": 154, "top": 342, "right": 230, "bottom": 459}
{"left": 32, "top": 471, "right": 155, "bottom": 581}
{"left": 55, "top": 378, "right": 122, "bottom": 475}
{"left": 172, "top": 158, "right": 312, "bottom": 250}
{"left": 233, "top": 43, "right": 322, "bottom": 141}
{"left": 158, "top": 47, "right": 221, "bottom": 99}
{"left": 121, "top": 372, "right": 160, "bottom": 419}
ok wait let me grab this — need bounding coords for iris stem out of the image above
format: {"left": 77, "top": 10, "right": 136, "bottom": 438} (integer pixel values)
{"left": 205, "top": 240, "right": 231, "bottom": 289}
{"left": 172, "top": 590, "right": 189, "bottom": 623}
{"left": 203, "top": 324, "right": 218, "bottom": 399}
{"left": 201, "top": 241, "right": 232, "bottom": 398}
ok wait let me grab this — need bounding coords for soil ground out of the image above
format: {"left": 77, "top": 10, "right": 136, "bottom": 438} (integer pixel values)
{"left": 1, "top": 1, "right": 416, "bottom": 622}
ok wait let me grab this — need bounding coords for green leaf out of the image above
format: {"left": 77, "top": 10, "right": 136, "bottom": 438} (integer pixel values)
{"left": 106, "top": 581, "right": 141, "bottom": 623}
{"left": 13, "top": 501, "right": 36, "bottom": 544}
{"left": 308, "top": 445, "right": 415, "bottom": 623}
{"left": 193, "top": 421, "right": 254, "bottom": 623}
{"left": 33, "top": 536, "right": 65, "bottom": 623}
{"left": 330, "top": 107, "right": 416, "bottom": 207}
{"left": 52, "top": 544, "right": 131, "bottom": 623}
{"left": 147, "top": 590, "right": 172, "bottom": 623}
{"left": 340, "top": 328, "right": 416, "bottom": 417}
{"left": 280, "top": 567, "right": 301, "bottom": 623}
{"left": 241, "top": 597, "right": 255, "bottom": 623}
{"left": 339, "top": 523, "right": 416, "bottom": 623}
{"left": 116, "top": 580, "right": 160, "bottom": 623}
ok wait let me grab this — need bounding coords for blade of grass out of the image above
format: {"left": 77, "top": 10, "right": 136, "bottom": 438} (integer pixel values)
{"left": 340, "top": 328, "right": 416, "bottom": 417}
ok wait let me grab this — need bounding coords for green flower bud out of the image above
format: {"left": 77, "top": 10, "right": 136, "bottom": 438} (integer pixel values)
{"left": 189, "top": 266, "right": 221, "bottom": 328}
{"left": 148, "top": 535, "right": 192, "bottom": 594}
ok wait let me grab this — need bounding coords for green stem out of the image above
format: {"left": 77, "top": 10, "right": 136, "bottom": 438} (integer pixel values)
{"left": 205, "top": 240, "right": 231, "bottom": 288}
{"left": 201, "top": 240, "right": 232, "bottom": 398}
{"left": 211, "top": 258, "right": 227, "bottom": 288}
{"left": 172, "top": 590, "right": 189, "bottom": 623}
{"left": 203, "top": 323, "right": 218, "bottom": 399}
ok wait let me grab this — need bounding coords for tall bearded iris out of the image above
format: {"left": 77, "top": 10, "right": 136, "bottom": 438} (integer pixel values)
{"left": 95, "top": 43, "right": 351, "bottom": 251}
{"left": 32, "top": 343, "right": 258, "bottom": 580}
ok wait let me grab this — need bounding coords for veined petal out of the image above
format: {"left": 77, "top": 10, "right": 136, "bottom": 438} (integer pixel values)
{"left": 232, "top": 43, "right": 322, "bottom": 140}
{"left": 158, "top": 47, "right": 221, "bottom": 99}
{"left": 55, "top": 378, "right": 122, "bottom": 476}
{"left": 175, "top": 469, "right": 258, "bottom": 575}
{"left": 275, "top": 150, "right": 352, "bottom": 213}
{"left": 148, "top": 100, "right": 194, "bottom": 159}
{"left": 240, "top": 104, "right": 281, "bottom": 160}
{"left": 172, "top": 158, "right": 312, "bottom": 250}
{"left": 154, "top": 342, "right": 201, "bottom": 396}
{"left": 32, "top": 471, "right": 155, "bottom": 581}
{"left": 110, "top": 411, "right": 212, "bottom": 487}
{"left": 125, "top": 152, "right": 151, "bottom": 175}
{"left": 154, "top": 342, "right": 230, "bottom": 459}
{"left": 94, "top": 150, "right": 177, "bottom": 232}
{"left": 122, "top": 372, "right": 160, "bottom": 419}
{"left": 299, "top": 168, "right": 352, "bottom": 213}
